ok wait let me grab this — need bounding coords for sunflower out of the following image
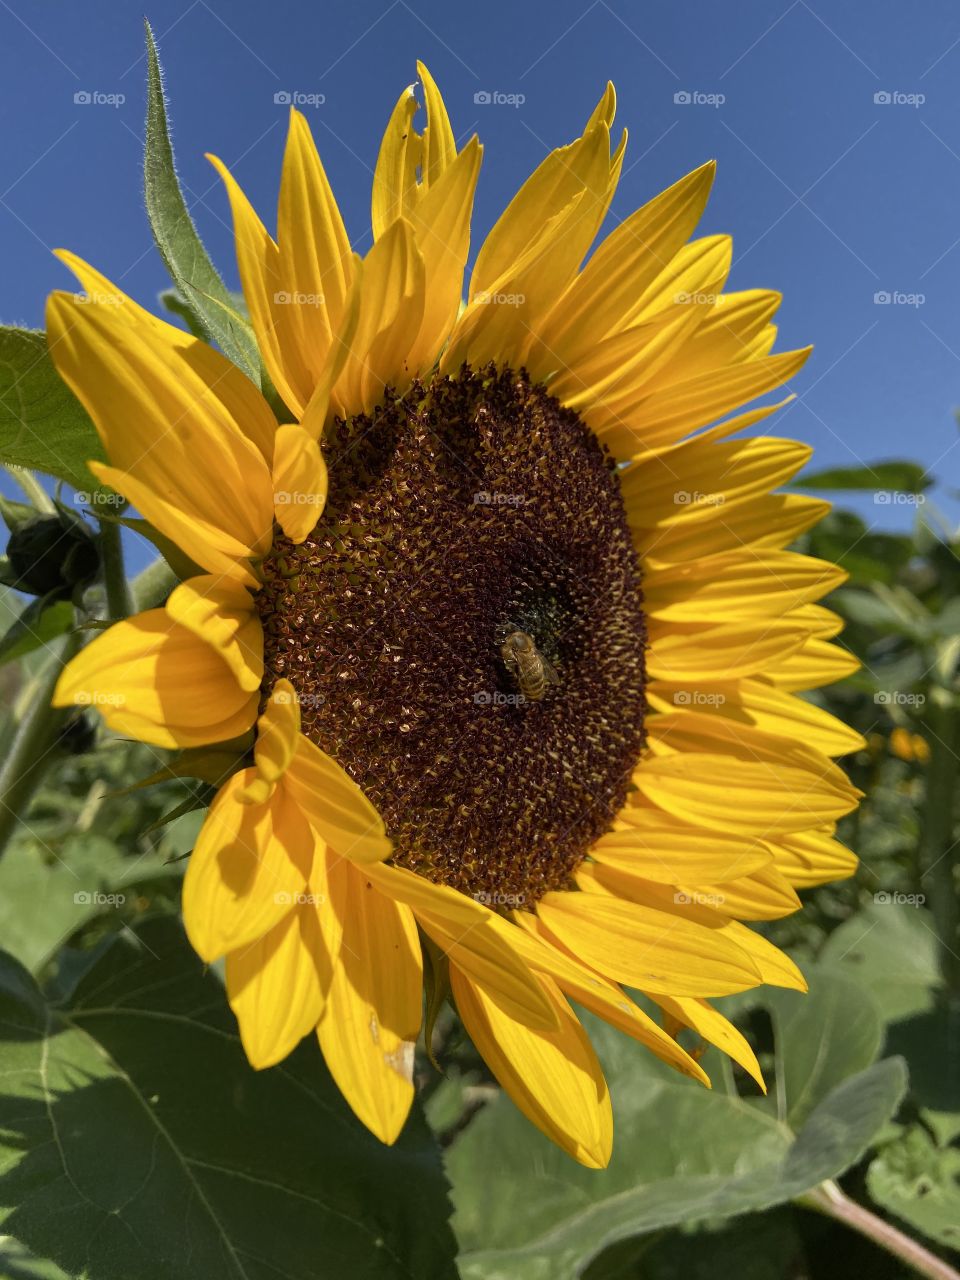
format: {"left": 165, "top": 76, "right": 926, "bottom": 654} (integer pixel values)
{"left": 47, "top": 65, "right": 863, "bottom": 1168}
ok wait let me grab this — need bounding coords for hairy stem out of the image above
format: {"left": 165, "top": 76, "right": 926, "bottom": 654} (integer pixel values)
{"left": 99, "top": 519, "right": 134, "bottom": 620}
{"left": 800, "top": 1182, "right": 960, "bottom": 1280}
{"left": 0, "top": 629, "right": 83, "bottom": 858}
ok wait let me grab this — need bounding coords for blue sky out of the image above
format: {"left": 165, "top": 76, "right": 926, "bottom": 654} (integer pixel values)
{"left": 1, "top": 0, "right": 959, "bottom": 544}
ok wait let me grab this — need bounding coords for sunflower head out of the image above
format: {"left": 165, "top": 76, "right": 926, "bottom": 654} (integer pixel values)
{"left": 46, "top": 65, "right": 862, "bottom": 1167}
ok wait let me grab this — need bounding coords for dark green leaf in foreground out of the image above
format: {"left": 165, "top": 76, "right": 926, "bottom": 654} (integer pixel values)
{"left": 449, "top": 970, "right": 908, "bottom": 1280}
{"left": 0, "top": 327, "right": 105, "bottom": 491}
{"left": 144, "top": 21, "right": 262, "bottom": 383}
{"left": 0, "top": 917, "right": 457, "bottom": 1280}
{"left": 792, "top": 460, "right": 931, "bottom": 493}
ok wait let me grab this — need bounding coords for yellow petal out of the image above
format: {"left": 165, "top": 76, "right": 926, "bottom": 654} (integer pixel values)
{"left": 284, "top": 734, "right": 393, "bottom": 864}
{"left": 646, "top": 617, "right": 810, "bottom": 682}
{"left": 696, "top": 864, "right": 801, "bottom": 921}
{"left": 272, "top": 423, "right": 328, "bottom": 542}
{"left": 316, "top": 860, "right": 422, "bottom": 1144}
{"left": 365, "top": 862, "right": 560, "bottom": 1032}
{"left": 591, "top": 814, "right": 771, "bottom": 883}
{"left": 207, "top": 152, "right": 313, "bottom": 418}
{"left": 537, "top": 889, "right": 763, "bottom": 997}
{"left": 333, "top": 218, "right": 425, "bottom": 415}
{"left": 511, "top": 913, "right": 710, "bottom": 1086}
{"left": 226, "top": 906, "right": 327, "bottom": 1068}
{"left": 620, "top": 433, "right": 812, "bottom": 532}
{"left": 645, "top": 551, "right": 847, "bottom": 622}
{"left": 764, "top": 636, "right": 861, "bottom": 690}
{"left": 165, "top": 576, "right": 263, "bottom": 693}
{"left": 239, "top": 678, "right": 301, "bottom": 804}
{"left": 650, "top": 993, "right": 765, "bottom": 1090}
{"left": 765, "top": 828, "right": 858, "bottom": 887}
{"left": 532, "top": 161, "right": 715, "bottom": 364}
{"left": 46, "top": 260, "right": 275, "bottom": 573}
{"left": 594, "top": 346, "right": 812, "bottom": 457}
{"left": 637, "top": 494, "right": 830, "bottom": 564}
{"left": 89, "top": 462, "right": 261, "bottom": 588}
{"left": 634, "top": 752, "right": 857, "bottom": 835}
{"left": 276, "top": 109, "right": 354, "bottom": 384}
{"left": 451, "top": 966, "right": 612, "bottom": 1168}
{"left": 183, "top": 768, "right": 313, "bottom": 961}
{"left": 52, "top": 611, "right": 257, "bottom": 748}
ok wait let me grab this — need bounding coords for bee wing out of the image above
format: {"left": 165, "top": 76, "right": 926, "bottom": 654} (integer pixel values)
{"left": 540, "top": 655, "right": 560, "bottom": 685}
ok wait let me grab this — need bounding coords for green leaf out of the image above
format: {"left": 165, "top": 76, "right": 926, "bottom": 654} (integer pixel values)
{"left": 867, "top": 1126, "right": 960, "bottom": 1251}
{"left": 819, "top": 901, "right": 941, "bottom": 1022}
{"left": 765, "top": 967, "right": 885, "bottom": 1129}
{"left": 792, "top": 461, "right": 931, "bottom": 493}
{"left": 0, "top": 833, "right": 177, "bottom": 974}
{"left": 0, "top": 595, "right": 74, "bottom": 666}
{"left": 0, "top": 328, "right": 105, "bottom": 491}
{"left": 0, "top": 918, "right": 457, "bottom": 1280}
{"left": 449, "top": 1010, "right": 907, "bottom": 1280}
{"left": 143, "top": 22, "right": 262, "bottom": 384}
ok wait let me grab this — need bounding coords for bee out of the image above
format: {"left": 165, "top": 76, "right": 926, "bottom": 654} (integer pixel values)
{"left": 499, "top": 626, "right": 559, "bottom": 702}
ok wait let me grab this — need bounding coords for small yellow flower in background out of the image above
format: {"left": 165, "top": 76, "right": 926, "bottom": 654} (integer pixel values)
{"left": 889, "top": 726, "right": 930, "bottom": 764}
{"left": 47, "top": 65, "right": 863, "bottom": 1167}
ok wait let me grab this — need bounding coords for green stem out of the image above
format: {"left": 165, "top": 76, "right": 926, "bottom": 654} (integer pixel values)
{"left": 132, "top": 555, "right": 178, "bottom": 611}
{"left": 800, "top": 1182, "right": 960, "bottom": 1280}
{"left": 919, "top": 701, "right": 960, "bottom": 996}
{"left": 6, "top": 465, "right": 56, "bottom": 514}
{"left": 0, "top": 629, "right": 83, "bottom": 858}
{"left": 99, "top": 519, "right": 134, "bottom": 620}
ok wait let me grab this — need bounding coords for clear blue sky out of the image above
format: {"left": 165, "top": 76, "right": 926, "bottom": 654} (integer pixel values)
{"left": 2, "top": 0, "right": 959, "bottom": 540}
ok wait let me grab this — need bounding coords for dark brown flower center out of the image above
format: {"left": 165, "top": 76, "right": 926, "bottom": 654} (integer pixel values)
{"left": 257, "top": 365, "right": 647, "bottom": 905}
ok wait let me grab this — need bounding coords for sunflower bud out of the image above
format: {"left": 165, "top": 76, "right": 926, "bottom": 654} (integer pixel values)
{"left": 3, "top": 509, "right": 100, "bottom": 599}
